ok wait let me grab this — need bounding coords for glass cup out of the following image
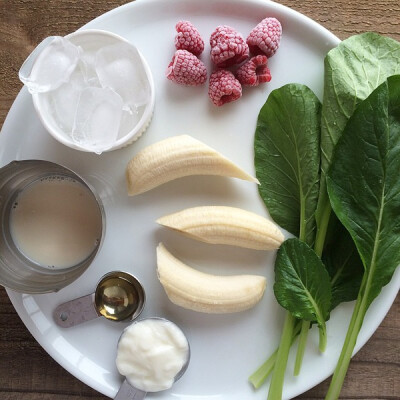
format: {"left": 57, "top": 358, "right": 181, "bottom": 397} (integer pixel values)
{"left": 0, "top": 160, "right": 105, "bottom": 293}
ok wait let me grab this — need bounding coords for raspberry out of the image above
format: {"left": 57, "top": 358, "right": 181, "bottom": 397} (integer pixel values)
{"left": 208, "top": 70, "right": 242, "bottom": 106}
{"left": 246, "top": 17, "right": 282, "bottom": 57}
{"left": 210, "top": 25, "right": 249, "bottom": 68}
{"left": 175, "top": 20, "right": 204, "bottom": 56}
{"left": 166, "top": 50, "right": 207, "bottom": 86}
{"left": 236, "top": 55, "right": 271, "bottom": 86}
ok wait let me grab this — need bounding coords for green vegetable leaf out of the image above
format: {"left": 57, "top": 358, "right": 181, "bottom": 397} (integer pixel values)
{"left": 327, "top": 75, "right": 400, "bottom": 309}
{"left": 321, "top": 32, "right": 400, "bottom": 183}
{"left": 254, "top": 84, "right": 321, "bottom": 246}
{"left": 325, "top": 75, "right": 400, "bottom": 400}
{"left": 322, "top": 219, "right": 364, "bottom": 311}
{"left": 315, "top": 33, "right": 400, "bottom": 247}
{"left": 274, "top": 238, "right": 331, "bottom": 331}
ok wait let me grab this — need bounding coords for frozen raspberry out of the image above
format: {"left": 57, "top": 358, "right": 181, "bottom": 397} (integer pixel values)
{"left": 209, "top": 70, "right": 242, "bottom": 106}
{"left": 247, "top": 17, "right": 282, "bottom": 57}
{"left": 166, "top": 50, "right": 207, "bottom": 86}
{"left": 174, "top": 21, "right": 204, "bottom": 56}
{"left": 210, "top": 25, "right": 249, "bottom": 68}
{"left": 236, "top": 55, "right": 271, "bottom": 86}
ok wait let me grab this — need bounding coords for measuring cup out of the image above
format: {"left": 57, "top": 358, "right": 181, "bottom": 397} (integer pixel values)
{"left": 53, "top": 271, "right": 145, "bottom": 327}
{"left": 0, "top": 160, "right": 104, "bottom": 293}
{"left": 115, "top": 317, "right": 190, "bottom": 400}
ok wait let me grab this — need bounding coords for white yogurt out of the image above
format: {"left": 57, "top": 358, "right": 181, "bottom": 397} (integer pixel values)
{"left": 116, "top": 319, "right": 189, "bottom": 392}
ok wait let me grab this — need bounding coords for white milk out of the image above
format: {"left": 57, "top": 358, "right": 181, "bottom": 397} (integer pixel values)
{"left": 9, "top": 176, "right": 102, "bottom": 269}
{"left": 116, "top": 319, "right": 189, "bottom": 392}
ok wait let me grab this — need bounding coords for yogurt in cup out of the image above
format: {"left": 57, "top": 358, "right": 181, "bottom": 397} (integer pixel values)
{"left": 115, "top": 318, "right": 190, "bottom": 399}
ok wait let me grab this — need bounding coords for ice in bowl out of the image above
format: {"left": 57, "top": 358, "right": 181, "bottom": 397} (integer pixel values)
{"left": 96, "top": 43, "right": 151, "bottom": 110}
{"left": 19, "top": 30, "right": 155, "bottom": 154}
{"left": 71, "top": 86, "right": 123, "bottom": 153}
{"left": 19, "top": 36, "right": 81, "bottom": 94}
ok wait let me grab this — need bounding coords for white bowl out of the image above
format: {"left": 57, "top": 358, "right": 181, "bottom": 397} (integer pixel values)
{"left": 32, "top": 29, "right": 155, "bottom": 152}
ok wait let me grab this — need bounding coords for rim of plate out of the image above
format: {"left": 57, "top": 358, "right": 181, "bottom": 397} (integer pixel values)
{"left": 4, "top": 0, "right": 400, "bottom": 399}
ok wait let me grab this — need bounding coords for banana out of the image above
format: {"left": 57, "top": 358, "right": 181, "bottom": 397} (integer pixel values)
{"left": 157, "top": 206, "right": 284, "bottom": 250}
{"left": 156, "top": 243, "right": 267, "bottom": 313}
{"left": 126, "top": 135, "right": 258, "bottom": 195}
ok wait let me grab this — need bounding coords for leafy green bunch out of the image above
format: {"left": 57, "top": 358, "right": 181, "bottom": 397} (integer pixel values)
{"left": 250, "top": 32, "right": 400, "bottom": 400}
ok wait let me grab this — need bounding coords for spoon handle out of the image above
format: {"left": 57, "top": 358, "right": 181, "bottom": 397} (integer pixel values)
{"left": 115, "top": 379, "right": 147, "bottom": 400}
{"left": 53, "top": 293, "right": 98, "bottom": 327}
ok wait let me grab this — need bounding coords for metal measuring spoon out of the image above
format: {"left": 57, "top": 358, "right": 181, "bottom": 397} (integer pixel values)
{"left": 53, "top": 271, "right": 145, "bottom": 327}
{"left": 114, "top": 318, "right": 190, "bottom": 400}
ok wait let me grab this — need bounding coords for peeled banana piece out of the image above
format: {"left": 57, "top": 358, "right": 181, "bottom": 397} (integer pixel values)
{"left": 157, "top": 243, "right": 267, "bottom": 313}
{"left": 126, "top": 135, "right": 259, "bottom": 195}
{"left": 157, "top": 206, "right": 284, "bottom": 250}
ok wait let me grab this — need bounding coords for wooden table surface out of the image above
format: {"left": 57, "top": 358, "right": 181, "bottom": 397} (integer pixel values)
{"left": 0, "top": 1, "right": 399, "bottom": 399}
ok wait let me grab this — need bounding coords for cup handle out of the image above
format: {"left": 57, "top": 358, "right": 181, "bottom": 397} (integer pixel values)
{"left": 53, "top": 293, "right": 99, "bottom": 328}
{"left": 114, "top": 379, "right": 147, "bottom": 400}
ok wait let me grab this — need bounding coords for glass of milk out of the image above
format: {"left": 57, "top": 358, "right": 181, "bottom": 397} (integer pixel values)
{"left": 0, "top": 160, "right": 105, "bottom": 293}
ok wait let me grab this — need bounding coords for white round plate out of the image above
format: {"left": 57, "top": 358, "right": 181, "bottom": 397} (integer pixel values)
{"left": 2, "top": 0, "right": 399, "bottom": 399}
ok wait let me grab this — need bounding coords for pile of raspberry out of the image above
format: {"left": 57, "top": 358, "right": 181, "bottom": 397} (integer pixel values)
{"left": 166, "top": 18, "right": 282, "bottom": 106}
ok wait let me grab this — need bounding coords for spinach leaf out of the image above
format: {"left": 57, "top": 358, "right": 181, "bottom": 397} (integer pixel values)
{"left": 322, "top": 220, "right": 364, "bottom": 311}
{"left": 327, "top": 75, "right": 400, "bottom": 307}
{"left": 325, "top": 75, "right": 400, "bottom": 399}
{"left": 274, "top": 238, "right": 331, "bottom": 340}
{"left": 254, "top": 84, "right": 321, "bottom": 246}
{"left": 253, "top": 84, "right": 325, "bottom": 393}
{"left": 315, "top": 33, "right": 400, "bottom": 249}
{"left": 321, "top": 32, "right": 400, "bottom": 184}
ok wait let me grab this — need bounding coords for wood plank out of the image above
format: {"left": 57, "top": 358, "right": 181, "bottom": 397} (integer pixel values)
{"left": 279, "top": 0, "right": 400, "bottom": 41}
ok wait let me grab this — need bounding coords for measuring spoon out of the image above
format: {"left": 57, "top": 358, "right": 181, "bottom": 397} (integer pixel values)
{"left": 53, "top": 271, "right": 145, "bottom": 327}
{"left": 114, "top": 317, "right": 190, "bottom": 400}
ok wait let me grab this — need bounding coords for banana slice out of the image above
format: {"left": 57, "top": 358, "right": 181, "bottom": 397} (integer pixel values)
{"left": 126, "top": 135, "right": 258, "bottom": 195}
{"left": 157, "top": 243, "right": 267, "bottom": 313}
{"left": 157, "top": 206, "right": 284, "bottom": 250}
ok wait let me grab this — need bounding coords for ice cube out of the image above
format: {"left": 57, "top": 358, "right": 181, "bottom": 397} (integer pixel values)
{"left": 95, "top": 42, "right": 151, "bottom": 111}
{"left": 19, "top": 36, "right": 81, "bottom": 94}
{"left": 47, "top": 69, "right": 86, "bottom": 132}
{"left": 79, "top": 50, "right": 101, "bottom": 87}
{"left": 118, "top": 106, "right": 145, "bottom": 139}
{"left": 71, "top": 87, "right": 123, "bottom": 154}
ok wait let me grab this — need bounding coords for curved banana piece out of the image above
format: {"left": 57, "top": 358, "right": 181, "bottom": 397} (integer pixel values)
{"left": 157, "top": 243, "right": 267, "bottom": 313}
{"left": 126, "top": 135, "right": 258, "bottom": 195}
{"left": 157, "top": 206, "right": 284, "bottom": 250}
